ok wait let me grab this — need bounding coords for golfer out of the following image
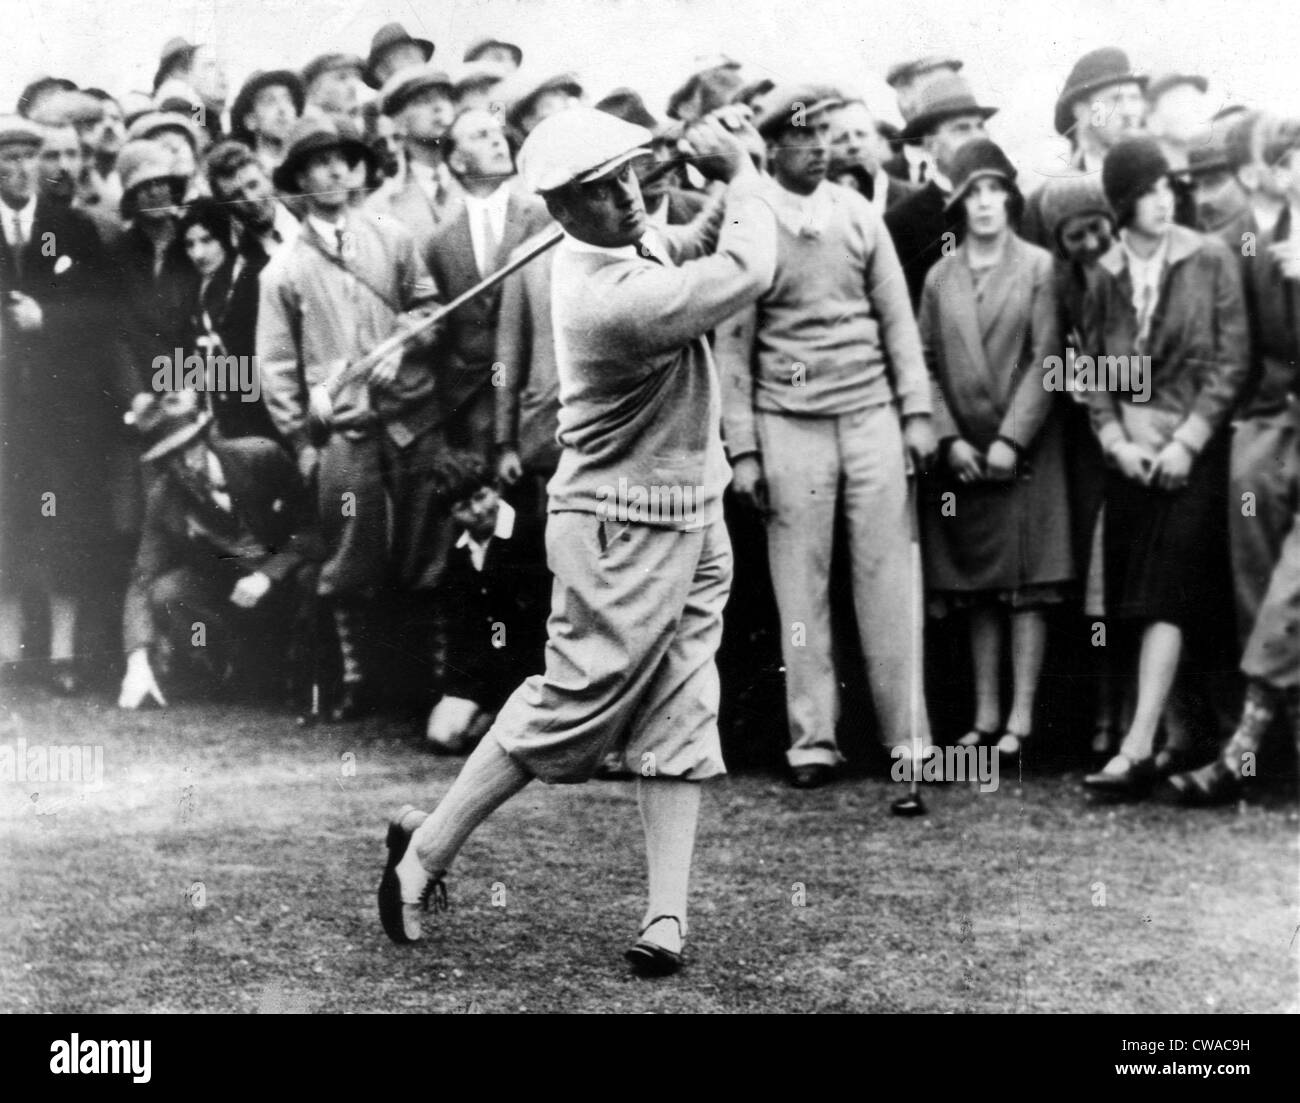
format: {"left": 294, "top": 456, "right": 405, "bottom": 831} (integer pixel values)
{"left": 378, "top": 105, "right": 777, "bottom": 975}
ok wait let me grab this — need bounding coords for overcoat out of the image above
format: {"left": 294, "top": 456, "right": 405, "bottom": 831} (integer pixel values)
{"left": 919, "top": 233, "right": 1074, "bottom": 595}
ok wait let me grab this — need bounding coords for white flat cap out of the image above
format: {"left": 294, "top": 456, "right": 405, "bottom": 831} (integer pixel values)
{"left": 518, "top": 105, "right": 653, "bottom": 194}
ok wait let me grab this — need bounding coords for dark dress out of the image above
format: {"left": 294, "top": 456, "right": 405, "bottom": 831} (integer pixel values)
{"left": 182, "top": 254, "right": 281, "bottom": 442}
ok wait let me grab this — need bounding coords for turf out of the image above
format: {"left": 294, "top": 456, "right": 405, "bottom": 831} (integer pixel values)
{"left": 1, "top": 689, "right": 1296, "bottom": 1014}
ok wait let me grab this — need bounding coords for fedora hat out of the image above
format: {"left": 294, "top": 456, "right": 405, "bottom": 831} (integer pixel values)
{"left": 0, "top": 114, "right": 45, "bottom": 149}
{"left": 1054, "top": 47, "right": 1148, "bottom": 136}
{"left": 272, "top": 113, "right": 375, "bottom": 193}
{"left": 129, "top": 389, "right": 213, "bottom": 464}
{"left": 899, "top": 72, "right": 997, "bottom": 142}
{"left": 153, "top": 37, "right": 200, "bottom": 92}
{"left": 377, "top": 63, "right": 455, "bottom": 117}
{"left": 116, "top": 138, "right": 189, "bottom": 216}
{"left": 462, "top": 37, "right": 522, "bottom": 68}
{"left": 301, "top": 53, "right": 365, "bottom": 93}
{"left": 499, "top": 71, "right": 584, "bottom": 134}
{"left": 230, "top": 70, "right": 304, "bottom": 140}
{"left": 364, "top": 23, "right": 435, "bottom": 89}
{"left": 595, "top": 88, "right": 659, "bottom": 132}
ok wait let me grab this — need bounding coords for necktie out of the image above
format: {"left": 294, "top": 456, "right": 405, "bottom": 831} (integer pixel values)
{"left": 336, "top": 226, "right": 348, "bottom": 260}
{"left": 916, "top": 160, "right": 928, "bottom": 185}
{"left": 10, "top": 211, "right": 25, "bottom": 278}
{"left": 476, "top": 202, "right": 499, "bottom": 278}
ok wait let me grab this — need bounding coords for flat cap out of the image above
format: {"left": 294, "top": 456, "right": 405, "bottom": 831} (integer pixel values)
{"left": 378, "top": 62, "right": 454, "bottom": 117}
{"left": 0, "top": 114, "right": 45, "bottom": 148}
{"left": 518, "top": 105, "right": 652, "bottom": 194}
{"left": 755, "top": 84, "right": 845, "bottom": 139}
{"left": 885, "top": 56, "right": 963, "bottom": 88}
{"left": 1146, "top": 71, "right": 1208, "bottom": 103}
{"left": 463, "top": 37, "right": 523, "bottom": 68}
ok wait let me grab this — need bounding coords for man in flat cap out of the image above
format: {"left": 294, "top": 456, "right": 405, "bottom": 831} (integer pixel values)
{"left": 257, "top": 114, "right": 443, "bottom": 722}
{"left": 1146, "top": 72, "right": 1212, "bottom": 172}
{"left": 378, "top": 105, "right": 778, "bottom": 975}
{"left": 229, "top": 70, "right": 303, "bottom": 175}
{"left": 716, "top": 86, "right": 935, "bottom": 789}
{"left": 364, "top": 23, "right": 435, "bottom": 91}
{"left": 302, "top": 53, "right": 367, "bottom": 127}
{"left": 884, "top": 72, "right": 997, "bottom": 306}
{"left": 367, "top": 64, "right": 462, "bottom": 256}
{"left": 882, "top": 55, "right": 963, "bottom": 185}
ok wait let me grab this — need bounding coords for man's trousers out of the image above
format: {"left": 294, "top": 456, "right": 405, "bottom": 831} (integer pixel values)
{"left": 756, "top": 403, "right": 931, "bottom": 768}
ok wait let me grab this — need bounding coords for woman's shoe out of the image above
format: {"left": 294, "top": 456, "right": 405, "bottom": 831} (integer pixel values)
{"left": 1082, "top": 753, "right": 1157, "bottom": 798}
{"left": 957, "top": 728, "right": 996, "bottom": 748}
{"left": 625, "top": 915, "right": 684, "bottom": 977}
{"left": 1152, "top": 746, "right": 1194, "bottom": 778}
{"left": 996, "top": 731, "right": 1029, "bottom": 758}
{"left": 1158, "top": 762, "right": 1241, "bottom": 807}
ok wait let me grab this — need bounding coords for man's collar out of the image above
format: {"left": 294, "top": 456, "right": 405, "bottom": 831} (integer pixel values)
{"left": 455, "top": 499, "right": 516, "bottom": 549}
{"left": 462, "top": 180, "right": 512, "bottom": 208}
{"left": 2, "top": 193, "right": 37, "bottom": 220}
{"left": 929, "top": 168, "right": 954, "bottom": 194}
{"left": 306, "top": 211, "right": 346, "bottom": 246}
{"left": 561, "top": 230, "right": 642, "bottom": 259}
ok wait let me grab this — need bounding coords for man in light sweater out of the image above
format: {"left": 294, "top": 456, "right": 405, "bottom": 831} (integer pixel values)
{"left": 717, "top": 86, "right": 937, "bottom": 789}
{"left": 377, "top": 105, "right": 777, "bottom": 975}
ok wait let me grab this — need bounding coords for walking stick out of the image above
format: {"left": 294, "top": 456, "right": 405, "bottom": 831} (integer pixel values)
{"left": 892, "top": 478, "right": 928, "bottom": 817}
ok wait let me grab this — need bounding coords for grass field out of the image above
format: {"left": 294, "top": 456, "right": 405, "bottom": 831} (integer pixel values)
{"left": 2, "top": 687, "right": 1297, "bottom": 1014}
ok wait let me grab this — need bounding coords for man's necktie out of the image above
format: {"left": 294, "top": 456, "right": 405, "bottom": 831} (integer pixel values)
{"left": 10, "top": 211, "right": 25, "bottom": 279}
{"left": 916, "top": 161, "right": 928, "bottom": 186}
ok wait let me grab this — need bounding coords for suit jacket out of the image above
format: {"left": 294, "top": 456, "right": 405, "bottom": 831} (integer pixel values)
{"left": 1, "top": 199, "right": 121, "bottom": 573}
{"left": 107, "top": 223, "right": 195, "bottom": 396}
{"left": 884, "top": 174, "right": 922, "bottom": 211}
{"left": 366, "top": 168, "right": 463, "bottom": 259}
{"left": 495, "top": 243, "right": 561, "bottom": 474}
{"left": 425, "top": 190, "right": 552, "bottom": 428}
{"left": 884, "top": 180, "right": 949, "bottom": 309}
{"left": 122, "top": 435, "right": 324, "bottom": 652}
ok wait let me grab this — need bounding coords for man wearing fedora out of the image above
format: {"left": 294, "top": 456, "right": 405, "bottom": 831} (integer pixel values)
{"left": 884, "top": 72, "right": 998, "bottom": 306}
{"left": 301, "top": 53, "right": 367, "bottom": 127}
{"left": 0, "top": 116, "right": 117, "bottom": 694}
{"left": 257, "top": 114, "right": 443, "bottom": 722}
{"left": 367, "top": 65, "right": 462, "bottom": 257}
{"left": 882, "top": 55, "right": 964, "bottom": 185}
{"left": 117, "top": 391, "right": 322, "bottom": 709}
{"left": 126, "top": 111, "right": 204, "bottom": 196}
{"left": 229, "top": 70, "right": 303, "bottom": 176}
{"left": 501, "top": 72, "right": 584, "bottom": 138}
{"left": 377, "top": 105, "right": 778, "bottom": 975}
{"left": 1021, "top": 47, "right": 1148, "bottom": 248}
{"left": 152, "top": 37, "right": 228, "bottom": 141}
{"left": 715, "top": 86, "right": 936, "bottom": 789}
{"left": 463, "top": 37, "right": 522, "bottom": 73}
{"left": 364, "top": 23, "right": 435, "bottom": 92}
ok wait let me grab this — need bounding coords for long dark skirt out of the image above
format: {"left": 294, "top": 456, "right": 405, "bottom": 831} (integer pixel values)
{"left": 1103, "top": 435, "right": 1231, "bottom": 629}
